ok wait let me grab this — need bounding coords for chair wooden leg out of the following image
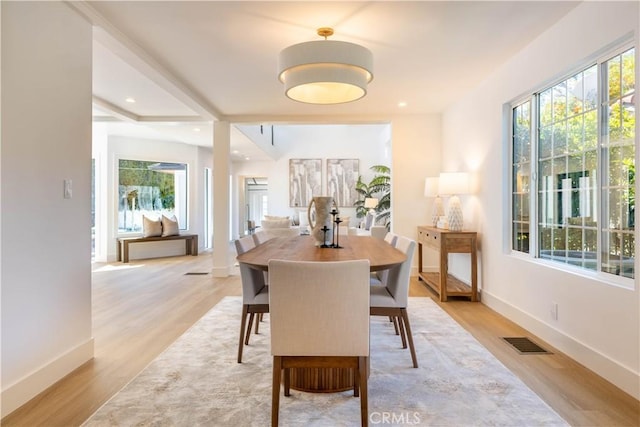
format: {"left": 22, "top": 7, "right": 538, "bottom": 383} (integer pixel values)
{"left": 359, "top": 356, "right": 368, "bottom": 427}
{"left": 392, "top": 316, "right": 400, "bottom": 335}
{"left": 397, "top": 315, "right": 407, "bottom": 349}
{"left": 245, "top": 313, "right": 255, "bottom": 345}
{"left": 284, "top": 367, "right": 291, "bottom": 397}
{"left": 353, "top": 367, "right": 359, "bottom": 397}
{"left": 272, "top": 356, "right": 282, "bottom": 427}
{"left": 237, "top": 305, "right": 248, "bottom": 363}
{"left": 255, "top": 313, "right": 260, "bottom": 334}
{"left": 400, "top": 308, "right": 418, "bottom": 368}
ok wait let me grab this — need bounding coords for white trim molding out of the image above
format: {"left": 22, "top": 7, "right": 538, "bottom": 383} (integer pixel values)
{"left": 1, "top": 339, "right": 94, "bottom": 417}
{"left": 482, "top": 291, "right": 639, "bottom": 400}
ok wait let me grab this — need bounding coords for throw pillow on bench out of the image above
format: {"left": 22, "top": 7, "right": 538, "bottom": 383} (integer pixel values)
{"left": 142, "top": 215, "right": 180, "bottom": 237}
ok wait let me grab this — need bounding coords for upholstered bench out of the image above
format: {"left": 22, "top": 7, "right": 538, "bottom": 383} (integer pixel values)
{"left": 117, "top": 234, "right": 198, "bottom": 263}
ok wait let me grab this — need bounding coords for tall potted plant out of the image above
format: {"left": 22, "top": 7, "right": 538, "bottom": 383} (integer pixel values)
{"left": 354, "top": 165, "right": 391, "bottom": 227}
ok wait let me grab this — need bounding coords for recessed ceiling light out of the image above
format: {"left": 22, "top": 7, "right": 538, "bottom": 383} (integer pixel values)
{"left": 193, "top": 127, "right": 201, "bottom": 132}
{"left": 232, "top": 150, "right": 239, "bottom": 154}
{"left": 245, "top": 157, "right": 250, "bottom": 161}
{"left": 398, "top": 101, "right": 407, "bottom": 108}
{"left": 125, "top": 97, "right": 136, "bottom": 103}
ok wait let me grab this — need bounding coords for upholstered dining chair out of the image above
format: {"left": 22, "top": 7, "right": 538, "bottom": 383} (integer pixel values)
{"left": 370, "top": 225, "right": 388, "bottom": 240}
{"left": 370, "top": 232, "right": 398, "bottom": 286}
{"left": 234, "top": 235, "right": 269, "bottom": 363}
{"left": 369, "top": 235, "right": 419, "bottom": 368}
{"left": 269, "top": 259, "right": 370, "bottom": 427}
{"left": 384, "top": 232, "right": 398, "bottom": 246}
{"left": 252, "top": 229, "right": 271, "bottom": 246}
{"left": 251, "top": 230, "right": 271, "bottom": 288}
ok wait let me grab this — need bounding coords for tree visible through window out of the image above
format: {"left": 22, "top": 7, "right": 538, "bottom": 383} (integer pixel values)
{"left": 602, "top": 48, "right": 635, "bottom": 278}
{"left": 511, "top": 46, "right": 635, "bottom": 281}
{"left": 537, "top": 64, "right": 599, "bottom": 271}
{"left": 118, "top": 159, "right": 188, "bottom": 232}
{"left": 512, "top": 101, "right": 531, "bottom": 253}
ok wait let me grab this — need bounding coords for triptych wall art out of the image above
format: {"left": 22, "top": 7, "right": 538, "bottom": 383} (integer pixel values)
{"left": 289, "top": 158, "right": 359, "bottom": 208}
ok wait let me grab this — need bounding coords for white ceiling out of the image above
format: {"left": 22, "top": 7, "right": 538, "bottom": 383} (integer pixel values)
{"left": 80, "top": 1, "right": 579, "bottom": 160}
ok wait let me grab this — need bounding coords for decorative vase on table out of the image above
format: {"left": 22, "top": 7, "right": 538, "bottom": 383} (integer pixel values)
{"left": 308, "top": 196, "right": 335, "bottom": 247}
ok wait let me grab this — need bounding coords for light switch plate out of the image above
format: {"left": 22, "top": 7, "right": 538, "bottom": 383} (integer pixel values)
{"left": 64, "top": 179, "right": 72, "bottom": 199}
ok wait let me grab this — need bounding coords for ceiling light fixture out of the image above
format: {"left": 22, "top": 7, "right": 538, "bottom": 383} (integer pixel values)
{"left": 125, "top": 97, "right": 136, "bottom": 103}
{"left": 278, "top": 27, "right": 373, "bottom": 104}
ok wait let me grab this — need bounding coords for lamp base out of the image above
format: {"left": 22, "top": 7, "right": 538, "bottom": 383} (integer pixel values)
{"left": 447, "top": 195, "right": 464, "bottom": 231}
{"left": 436, "top": 216, "right": 449, "bottom": 229}
{"left": 431, "top": 196, "right": 443, "bottom": 227}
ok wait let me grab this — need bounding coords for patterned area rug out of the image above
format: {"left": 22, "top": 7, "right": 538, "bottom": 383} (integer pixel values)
{"left": 83, "top": 297, "right": 567, "bottom": 426}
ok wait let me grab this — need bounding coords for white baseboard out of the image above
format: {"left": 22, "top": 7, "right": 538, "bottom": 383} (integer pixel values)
{"left": 1, "top": 338, "right": 94, "bottom": 418}
{"left": 482, "top": 291, "right": 640, "bottom": 400}
{"left": 211, "top": 265, "right": 231, "bottom": 277}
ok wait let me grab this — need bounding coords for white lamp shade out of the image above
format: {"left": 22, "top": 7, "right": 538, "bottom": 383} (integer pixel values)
{"left": 364, "top": 197, "right": 378, "bottom": 209}
{"left": 278, "top": 40, "right": 373, "bottom": 104}
{"left": 439, "top": 172, "right": 470, "bottom": 196}
{"left": 424, "top": 177, "right": 440, "bottom": 197}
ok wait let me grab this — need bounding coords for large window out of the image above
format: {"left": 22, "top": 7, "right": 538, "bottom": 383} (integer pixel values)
{"left": 118, "top": 159, "right": 188, "bottom": 233}
{"left": 511, "top": 46, "right": 635, "bottom": 281}
{"left": 512, "top": 100, "right": 531, "bottom": 253}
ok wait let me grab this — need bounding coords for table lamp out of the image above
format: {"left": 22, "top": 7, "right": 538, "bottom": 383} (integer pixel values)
{"left": 364, "top": 197, "right": 378, "bottom": 216}
{"left": 439, "top": 172, "right": 470, "bottom": 231}
{"left": 424, "top": 177, "right": 443, "bottom": 227}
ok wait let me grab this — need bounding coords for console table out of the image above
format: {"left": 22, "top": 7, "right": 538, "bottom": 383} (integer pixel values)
{"left": 417, "top": 226, "right": 478, "bottom": 302}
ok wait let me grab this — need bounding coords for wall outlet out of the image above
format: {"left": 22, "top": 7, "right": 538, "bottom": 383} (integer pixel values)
{"left": 550, "top": 302, "right": 558, "bottom": 321}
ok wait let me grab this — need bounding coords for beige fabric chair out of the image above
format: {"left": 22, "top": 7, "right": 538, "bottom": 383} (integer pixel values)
{"left": 370, "top": 225, "right": 388, "bottom": 240}
{"left": 369, "top": 235, "right": 419, "bottom": 368}
{"left": 383, "top": 232, "right": 398, "bottom": 246}
{"left": 251, "top": 229, "right": 271, "bottom": 315}
{"left": 269, "top": 259, "right": 370, "bottom": 427}
{"left": 234, "top": 235, "right": 269, "bottom": 363}
{"left": 252, "top": 229, "right": 272, "bottom": 245}
{"left": 370, "top": 232, "right": 398, "bottom": 286}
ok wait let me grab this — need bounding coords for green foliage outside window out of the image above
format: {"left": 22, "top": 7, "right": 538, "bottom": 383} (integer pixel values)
{"left": 118, "top": 159, "right": 187, "bottom": 232}
{"left": 513, "top": 46, "right": 635, "bottom": 279}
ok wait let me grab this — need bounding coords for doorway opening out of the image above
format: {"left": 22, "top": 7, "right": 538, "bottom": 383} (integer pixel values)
{"left": 244, "top": 177, "right": 268, "bottom": 235}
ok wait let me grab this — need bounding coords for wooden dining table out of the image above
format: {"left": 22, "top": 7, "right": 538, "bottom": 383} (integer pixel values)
{"left": 236, "top": 234, "right": 406, "bottom": 272}
{"left": 236, "top": 234, "right": 407, "bottom": 393}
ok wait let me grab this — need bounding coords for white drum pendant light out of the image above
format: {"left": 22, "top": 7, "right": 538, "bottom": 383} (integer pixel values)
{"left": 278, "top": 28, "right": 373, "bottom": 104}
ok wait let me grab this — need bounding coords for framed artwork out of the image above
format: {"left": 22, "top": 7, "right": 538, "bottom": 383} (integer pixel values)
{"left": 327, "top": 158, "right": 359, "bottom": 207}
{"left": 289, "top": 159, "right": 322, "bottom": 207}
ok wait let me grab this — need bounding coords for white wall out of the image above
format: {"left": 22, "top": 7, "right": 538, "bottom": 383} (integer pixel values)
{"left": 94, "top": 133, "right": 212, "bottom": 262}
{"left": 1, "top": 2, "right": 94, "bottom": 415}
{"left": 441, "top": 2, "right": 639, "bottom": 398}
{"left": 389, "top": 116, "right": 442, "bottom": 241}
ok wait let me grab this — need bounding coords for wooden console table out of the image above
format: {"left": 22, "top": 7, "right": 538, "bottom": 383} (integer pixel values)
{"left": 417, "top": 226, "right": 478, "bottom": 302}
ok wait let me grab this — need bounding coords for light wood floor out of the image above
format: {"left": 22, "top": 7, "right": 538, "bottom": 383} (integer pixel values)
{"left": 2, "top": 251, "right": 638, "bottom": 426}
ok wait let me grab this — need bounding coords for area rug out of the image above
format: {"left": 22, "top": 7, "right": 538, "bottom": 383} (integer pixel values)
{"left": 83, "top": 297, "right": 568, "bottom": 426}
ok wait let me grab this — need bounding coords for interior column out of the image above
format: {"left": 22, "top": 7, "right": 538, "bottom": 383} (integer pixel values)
{"left": 212, "top": 121, "right": 231, "bottom": 276}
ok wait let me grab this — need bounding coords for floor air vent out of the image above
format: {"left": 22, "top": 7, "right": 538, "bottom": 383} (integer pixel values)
{"left": 185, "top": 272, "right": 209, "bottom": 276}
{"left": 502, "top": 337, "right": 551, "bottom": 355}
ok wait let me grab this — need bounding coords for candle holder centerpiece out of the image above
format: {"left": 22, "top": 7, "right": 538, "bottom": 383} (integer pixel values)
{"left": 333, "top": 216, "right": 343, "bottom": 249}
{"left": 329, "top": 208, "right": 343, "bottom": 249}
{"left": 320, "top": 225, "right": 331, "bottom": 248}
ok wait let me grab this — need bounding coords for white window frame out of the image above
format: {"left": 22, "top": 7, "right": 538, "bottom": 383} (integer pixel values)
{"left": 508, "top": 41, "right": 636, "bottom": 289}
